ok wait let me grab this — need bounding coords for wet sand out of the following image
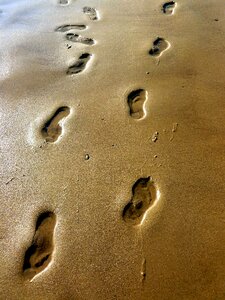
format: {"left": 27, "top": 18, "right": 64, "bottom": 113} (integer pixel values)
{"left": 0, "top": 0, "right": 225, "bottom": 299}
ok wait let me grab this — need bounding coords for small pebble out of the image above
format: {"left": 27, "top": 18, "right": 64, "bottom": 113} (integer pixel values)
{"left": 85, "top": 154, "right": 90, "bottom": 160}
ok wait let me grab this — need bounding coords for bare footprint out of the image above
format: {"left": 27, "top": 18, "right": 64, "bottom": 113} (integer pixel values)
{"left": 55, "top": 24, "right": 87, "bottom": 32}
{"left": 162, "top": 1, "right": 176, "bottom": 15}
{"left": 149, "top": 37, "right": 170, "bottom": 57}
{"left": 66, "top": 33, "right": 95, "bottom": 45}
{"left": 59, "top": 0, "right": 69, "bottom": 5}
{"left": 67, "top": 53, "right": 92, "bottom": 75}
{"left": 41, "top": 106, "right": 70, "bottom": 143}
{"left": 83, "top": 7, "right": 98, "bottom": 20}
{"left": 127, "top": 89, "right": 147, "bottom": 120}
{"left": 23, "top": 212, "right": 56, "bottom": 281}
{"left": 122, "top": 177, "right": 157, "bottom": 226}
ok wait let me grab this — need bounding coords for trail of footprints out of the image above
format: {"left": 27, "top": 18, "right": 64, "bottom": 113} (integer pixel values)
{"left": 56, "top": 3, "right": 98, "bottom": 75}
{"left": 124, "top": 2, "right": 176, "bottom": 224}
{"left": 23, "top": 0, "right": 177, "bottom": 281}
{"left": 22, "top": 1, "right": 99, "bottom": 279}
{"left": 148, "top": 2, "right": 176, "bottom": 58}
{"left": 128, "top": 2, "right": 175, "bottom": 119}
{"left": 39, "top": 2, "right": 99, "bottom": 146}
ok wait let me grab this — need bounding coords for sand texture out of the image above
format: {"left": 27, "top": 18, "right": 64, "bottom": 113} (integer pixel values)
{"left": 0, "top": 0, "right": 225, "bottom": 299}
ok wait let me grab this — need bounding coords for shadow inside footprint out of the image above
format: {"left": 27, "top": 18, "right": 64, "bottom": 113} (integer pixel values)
{"left": 66, "top": 33, "right": 95, "bottom": 45}
{"left": 162, "top": 1, "right": 176, "bottom": 14}
{"left": 41, "top": 106, "right": 70, "bottom": 143}
{"left": 127, "top": 89, "right": 147, "bottom": 119}
{"left": 67, "top": 53, "right": 92, "bottom": 75}
{"left": 149, "top": 37, "right": 170, "bottom": 57}
{"left": 122, "top": 177, "right": 157, "bottom": 226}
{"left": 83, "top": 7, "right": 98, "bottom": 20}
{"left": 23, "top": 212, "right": 56, "bottom": 281}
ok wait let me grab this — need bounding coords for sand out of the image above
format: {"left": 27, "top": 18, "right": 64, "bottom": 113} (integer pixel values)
{"left": 0, "top": 0, "right": 225, "bottom": 299}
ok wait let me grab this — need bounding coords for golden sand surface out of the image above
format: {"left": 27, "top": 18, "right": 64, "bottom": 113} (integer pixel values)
{"left": 0, "top": 0, "right": 225, "bottom": 299}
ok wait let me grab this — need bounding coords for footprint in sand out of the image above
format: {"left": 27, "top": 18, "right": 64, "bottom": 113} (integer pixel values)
{"left": 122, "top": 177, "right": 157, "bottom": 226}
{"left": 55, "top": 24, "right": 87, "bottom": 32}
{"left": 66, "top": 33, "right": 95, "bottom": 45}
{"left": 55, "top": 24, "right": 93, "bottom": 44}
{"left": 83, "top": 7, "right": 99, "bottom": 20}
{"left": 67, "top": 53, "right": 92, "bottom": 75}
{"left": 162, "top": 1, "right": 176, "bottom": 15}
{"left": 41, "top": 106, "right": 70, "bottom": 143}
{"left": 23, "top": 212, "right": 56, "bottom": 281}
{"left": 127, "top": 89, "right": 148, "bottom": 120}
{"left": 149, "top": 37, "right": 170, "bottom": 57}
{"left": 59, "top": 0, "right": 69, "bottom": 5}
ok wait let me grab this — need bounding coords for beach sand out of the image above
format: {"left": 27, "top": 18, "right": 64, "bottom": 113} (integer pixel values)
{"left": 0, "top": 0, "right": 225, "bottom": 299}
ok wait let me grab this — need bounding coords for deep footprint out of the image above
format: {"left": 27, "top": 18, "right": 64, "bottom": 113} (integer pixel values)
{"left": 23, "top": 212, "right": 56, "bottom": 281}
{"left": 55, "top": 24, "right": 86, "bottom": 32}
{"left": 127, "top": 89, "right": 147, "bottom": 119}
{"left": 67, "top": 53, "right": 92, "bottom": 75}
{"left": 149, "top": 37, "right": 170, "bottom": 57}
{"left": 66, "top": 33, "right": 95, "bottom": 45}
{"left": 162, "top": 1, "right": 176, "bottom": 14}
{"left": 41, "top": 106, "right": 70, "bottom": 143}
{"left": 83, "top": 7, "right": 98, "bottom": 20}
{"left": 122, "top": 177, "right": 157, "bottom": 226}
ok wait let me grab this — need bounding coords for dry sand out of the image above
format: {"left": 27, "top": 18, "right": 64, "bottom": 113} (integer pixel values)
{"left": 0, "top": 0, "right": 225, "bottom": 299}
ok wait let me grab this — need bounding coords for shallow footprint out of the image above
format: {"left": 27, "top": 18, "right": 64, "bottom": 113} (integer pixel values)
{"left": 83, "top": 7, "right": 98, "bottom": 20}
{"left": 123, "top": 177, "right": 157, "bottom": 226}
{"left": 67, "top": 53, "right": 92, "bottom": 75}
{"left": 55, "top": 24, "right": 86, "bottom": 32}
{"left": 162, "top": 1, "right": 176, "bottom": 15}
{"left": 149, "top": 37, "right": 170, "bottom": 57}
{"left": 127, "top": 89, "right": 147, "bottom": 120}
{"left": 41, "top": 106, "right": 70, "bottom": 143}
{"left": 59, "top": 0, "right": 69, "bottom": 5}
{"left": 66, "top": 33, "right": 95, "bottom": 45}
{"left": 23, "top": 212, "right": 56, "bottom": 281}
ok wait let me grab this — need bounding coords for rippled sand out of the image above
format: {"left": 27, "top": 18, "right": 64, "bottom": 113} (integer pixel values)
{"left": 0, "top": 0, "right": 225, "bottom": 299}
